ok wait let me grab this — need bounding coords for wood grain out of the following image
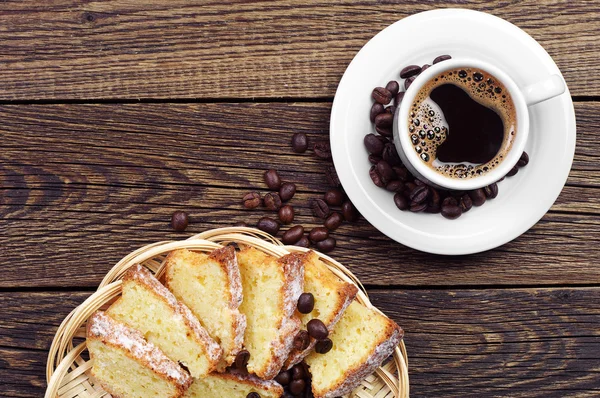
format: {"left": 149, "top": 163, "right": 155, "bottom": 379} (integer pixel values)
{"left": 0, "top": 1, "right": 598, "bottom": 100}
{"left": 2, "top": 288, "right": 599, "bottom": 397}
{"left": 1, "top": 102, "right": 598, "bottom": 288}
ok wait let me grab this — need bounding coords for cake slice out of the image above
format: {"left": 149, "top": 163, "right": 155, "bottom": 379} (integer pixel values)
{"left": 183, "top": 372, "right": 283, "bottom": 398}
{"left": 87, "top": 311, "right": 192, "bottom": 398}
{"left": 106, "top": 264, "right": 222, "bottom": 378}
{"left": 284, "top": 251, "right": 358, "bottom": 369}
{"left": 164, "top": 246, "right": 246, "bottom": 371}
{"left": 236, "top": 247, "right": 305, "bottom": 379}
{"left": 305, "top": 300, "right": 403, "bottom": 398}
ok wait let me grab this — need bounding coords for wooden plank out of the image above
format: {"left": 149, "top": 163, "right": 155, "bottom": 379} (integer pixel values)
{"left": 2, "top": 288, "right": 599, "bottom": 396}
{"left": 0, "top": 102, "right": 598, "bottom": 287}
{"left": 0, "top": 1, "right": 598, "bottom": 100}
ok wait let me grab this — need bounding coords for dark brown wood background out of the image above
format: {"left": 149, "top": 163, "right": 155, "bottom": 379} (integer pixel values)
{"left": 1, "top": 1, "right": 599, "bottom": 397}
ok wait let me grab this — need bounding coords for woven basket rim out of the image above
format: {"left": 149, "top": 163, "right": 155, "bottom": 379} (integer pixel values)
{"left": 45, "top": 227, "right": 409, "bottom": 398}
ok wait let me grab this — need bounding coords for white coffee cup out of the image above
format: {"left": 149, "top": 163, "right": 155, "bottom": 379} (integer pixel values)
{"left": 393, "top": 58, "right": 565, "bottom": 190}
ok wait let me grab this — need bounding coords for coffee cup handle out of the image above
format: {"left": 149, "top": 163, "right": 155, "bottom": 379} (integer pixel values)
{"left": 521, "top": 74, "right": 565, "bottom": 106}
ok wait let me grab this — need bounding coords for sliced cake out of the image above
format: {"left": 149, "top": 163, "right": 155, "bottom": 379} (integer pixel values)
{"left": 106, "top": 264, "right": 222, "bottom": 378}
{"left": 164, "top": 246, "right": 246, "bottom": 371}
{"left": 87, "top": 311, "right": 192, "bottom": 398}
{"left": 284, "top": 251, "right": 358, "bottom": 369}
{"left": 183, "top": 372, "right": 283, "bottom": 398}
{"left": 305, "top": 300, "right": 403, "bottom": 398}
{"left": 236, "top": 247, "right": 305, "bottom": 379}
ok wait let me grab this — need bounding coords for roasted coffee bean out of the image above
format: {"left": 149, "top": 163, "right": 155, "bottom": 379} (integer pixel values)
{"left": 275, "top": 370, "right": 292, "bottom": 386}
{"left": 290, "top": 379, "right": 306, "bottom": 395}
{"left": 293, "top": 330, "right": 310, "bottom": 351}
{"left": 375, "top": 125, "right": 393, "bottom": 137}
{"left": 372, "top": 87, "right": 393, "bottom": 104}
{"left": 279, "top": 182, "right": 297, "bottom": 202}
{"left": 315, "top": 237, "right": 336, "bottom": 253}
{"left": 414, "top": 179, "right": 426, "bottom": 186}
{"left": 409, "top": 185, "right": 429, "bottom": 204}
{"left": 311, "top": 198, "right": 330, "bottom": 218}
{"left": 370, "top": 102, "right": 385, "bottom": 123}
{"left": 376, "top": 160, "right": 395, "bottom": 184}
{"left": 394, "top": 91, "right": 405, "bottom": 107}
{"left": 425, "top": 188, "right": 441, "bottom": 213}
{"left": 324, "top": 189, "right": 344, "bottom": 206}
{"left": 441, "top": 204, "right": 462, "bottom": 220}
{"left": 387, "top": 105, "right": 397, "bottom": 116}
{"left": 368, "top": 154, "right": 382, "bottom": 165}
{"left": 315, "top": 338, "right": 333, "bottom": 354}
{"left": 374, "top": 112, "right": 393, "bottom": 128}
{"left": 309, "top": 227, "right": 329, "bottom": 243}
{"left": 291, "top": 133, "right": 309, "bottom": 153}
{"left": 403, "top": 182, "right": 417, "bottom": 195}
{"left": 297, "top": 293, "right": 315, "bottom": 314}
{"left": 386, "top": 180, "right": 404, "bottom": 192}
{"left": 242, "top": 192, "right": 261, "bottom": 209}
{"left": 341, "top": 201, "right": 358, "bottom": 222}
{"left": 235, "top": 350, "right": 250, "bottom": 369}
{"left": 264, "top": 192, "right": 283, "bottom": 210}
{"left": 484, "top": 183, "right": 499, "bottom": 199}
{"left": 171, "top": 211, "right": 189, "bottom": 232}
{"left": 421, "top": 64, "right": 430, "bottom": 72}
{"left": 393, "top": 166, "right": 410, "bottom": 182}
{"left": 364, "top": 133, "right": 385, "bottom": 155}
{"left": 278, "top": 205, "right": 295, "bottom": 224}
{"left": 385, "top": 80, "right": 400, "bottom": 95}
{"left": 292, "top": 364, "right": 307, "bottom": 380}
{"left": 324, "top": 212, "right": 343, "bottom": 231}
{"left": 325, "top": 166, "right": 341, "bottom": 187}
{"left": 404, "top": 76, "right": 415, "bottom": 89}
{"left": 264, "top": 169, "right": 282, "bottom": 190}
{"left": 394, "top": 193, "right": 409, "bottom": 210}
{"left": 433, "top": 54, "right": 452, "bottom": 64}
{"left": 449, "top": 190, "right": 465, "bottom": 198}
{"left": 295, "top": 236, "right": 310, "bottom": 248}
{"left": 313, "top": 141, "right": 332, "bottom": 159}
{"left": 518, "top": 151, "right": 529, "bottom": 167}
{"left": 307, "top": 319, "right": 329, "bottom": 340}
{"left": 459, "top": 194, "right": 473, "bottom": 212}
{"left": 369, "top": 165, "right": 384, "bottom": 187}
{"left": 410, "top": 202, "right": 427, "bottom": 212}
{"left": 247, "top": 393, "right": 260, "bottom": 398}
{"left": 507, "top": 166, "right": 519, "bottom": 177}
{"left": 468, "top": 189, "right": 487, "bottom": 206}
{"left": 400, "top": 65, "right": 422, "bottom": 79}
{"left": 382, "top": 143, "right": 401, "bottom": 166}
{"left": 282, "top": 225, "right": 304, "bottom": 244}
{"left": 256, "top": 217, "right": 280, "bottom": 235}
{"left": 442, "top": 197, "right": 458, "bottom": 207}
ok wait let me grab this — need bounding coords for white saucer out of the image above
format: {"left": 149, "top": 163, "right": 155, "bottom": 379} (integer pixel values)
{"left": 330, "top": 9, "right": 576, "bottom": 255}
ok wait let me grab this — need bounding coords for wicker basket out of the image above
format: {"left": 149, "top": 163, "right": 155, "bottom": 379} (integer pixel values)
{"left": 45, "top": 227, "right": 409, "bottom": 398}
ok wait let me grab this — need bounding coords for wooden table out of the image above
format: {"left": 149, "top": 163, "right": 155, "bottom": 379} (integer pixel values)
{"left": 1, "top": 2, "right": 599, "bottom": 396}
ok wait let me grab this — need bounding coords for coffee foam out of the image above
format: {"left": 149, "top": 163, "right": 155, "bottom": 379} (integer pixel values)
{"left": 408, "top": 67, "right": 517, "bottom": 179}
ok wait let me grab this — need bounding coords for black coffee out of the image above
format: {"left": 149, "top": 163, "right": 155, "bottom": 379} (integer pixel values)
{"left": 408, "top": 67, "right": 516, "bottom": 179}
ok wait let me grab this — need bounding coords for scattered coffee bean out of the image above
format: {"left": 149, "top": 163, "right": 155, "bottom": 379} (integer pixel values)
{"left": 295, "top": 236, "right": 310, "bottom": 248}
{"left": 311, "top": 198, "right": 330, "bottom": 218}
{"left": 468, "top": 189, "right": 487, "bottom": 206}
{"left": 375, "top": 125, "right": 393, "bottom": 137}
{"left": 307, "top": 319, "right": 329, "bottom": 340}
{"left": 459, "top": 194, "right": 473, "bottom": 212}
{"left": 247, "top": 393, "right": 260, "bottom": 398}
{"left": 376, "top": 160, "right": 396, "bottom": 184}
{"left": 382, "top": 143, "right": 401, "bottom": 166}
{"left": 387, "top": 105, "right": 397, "bottom": 116}
{"left": 372, "top": 87, "right": 393, "bottom": 104}
{"left": 291, "top": 133, "right": 309, "bottom": 153}
{"left": 484, "top": 183, "right": 499, "bottom": 199}
{"left": 369, "top": 165, "right": 384, "bottom": 187}
{"left": 297, "top": 293, "right": 315, "bottom": 314}
{"left": 324, "top": 189, "right": 344, "bottom": 206}
{"left": 374, "top": 112, "right": 393, "bottom": 128}
{"left": 309, "top": 227, "right": 329, "bottom": 243}
{"left": 425, "top": 188, "right": 441, "bottom": 213}
{"left": 235, "top": 350, "right": 250, "bottom": 369}
{"left": 264, "top": 169, "right": 282, "bottom": 190}
{"left": 433, "top": 54, "right": 452, "bottom": 64}
{"left": 282, "top": 225, "right": 304, "bottom": 244}
{"left": 394, "top": 91, "right": 405, "bottom": 107}
{"left": 278, "top": 205, "right": 295, "bottom": 224}
{"left": 421, "top": 64, "right": 430, "bottom": 72}
{"left": 409, "top": 185, "right": 429, "bottom": 204}
{"left": 403, "top": 182, "right": 417, "bottom": 195}
{"left": 293, "top": 330, "right": 310, "bottom": 351}
{"left": 325, "top": 166, "right": 341, "bottom": 187}
{"left": 442, "top": 197, "right": 458, "bottom": 207}
{"left": 279, "top": 182, "right": 297, "bottom": 202}
{"left": 315, "top": 237, "right": 336, "bottom": 253}
{"left": 292, "top": 364, "right": 306, "bottom": 380}
{"left": 404, "top": 76, "right": 415, "bottom": 89}
{"left": 315, "top": 338, "right": 333, "bottom": 354}
{"left": 242, "top": 192, "right": 261, "bottom": 209}
{"left": 393, "top": 166, "right": 410, "bottom": 182}
{"left": 275, "top": 370, "right": 291, "bottom": 386}
{"left": 441, "top": 204, "right": 462, "bottom": 220}
{"left": 171, "top": 211, "right": 189, "bottom": 232}
{"left": 385, "top": 80, "right": 400, "bottom": 95}
{"left": 410, "top": 202, "right": 427, "bottom": 212}
{"left": 394, "top": 193, "right": 409, "bottom": 210}
{"left": 400, "top": 65, "right": 422, "bottom": 79}
{"left": 368, "top": 154, "right": 382, "bottom": 164}
{"left": 324, "top": 212, "right": 343, "bottom": 231}
{"left": 289, "top": 379, "right": 306, "bottom": 395}
{"left": 341, "top": 201, "right": 359, "bottom": 222}
{"left": 264, "top": 192, "right": 283, "bottom": 210}
{"left": 257, "top": 217, "right": 280, "bottom": 235}
{"left": 386, "top": 180, "right": 404, "bottom": 193}
{"left": 370, "top": 102, "right": 385, "bottom": 123}
{"left": 313, "top": 141, "right": 332, "bottom": 159}
{"left": 518, "top": 151, "right": 529, "bottom": 167}
{"left": 364, "top": 133, "right": 385, "bottom": 155}
{"left": 507, "top": 166, "right": 519, "bottom": 177}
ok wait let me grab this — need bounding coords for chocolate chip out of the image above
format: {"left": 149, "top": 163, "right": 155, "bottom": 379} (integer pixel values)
{"left": 289, "top": 379, "right": 306, "bottom": 395}
{"left": 313, "top": 141, "right": 332, "bottom": 159}
{"left": 518, "top": 151, "right": 529, "bottom": 167}
{"left": 468, "top": 189, "right": 487, "bottom": 206}
{"left": 293, "top": 330, "right": 310, "bottom": 351}
{"left": 264, "top": 169, "right": 282, "bottom": 190}
{"left": 441, "top": 204, "right": 462, "bottom": 220}
{"left": 484, "top": 183, "right": 499, "bottom": 199}
{"left": 385, "top": 80, "right": 400, "bottom": 96}
{"left": 309, "top": 227, "right": 329, "bottom": 243}
{"left": 279, "top": 182, "right": 297, "bottom": 202}
{"left": 315, "top": 237, "right": 336, "bottom": 253}
{"left": 278, "top": 205, "right": 294, "bottom": 224}
{"left": 364, "top": 134, "right": 385, "bottom": 155}
{"left": 295, "top": 236, "right": 310, "bottom": 248}
{"left": 315, "top": 338, "right": 333, "bottom": 354}
{"left": 400, "top": 65, "right": 422, "bottom": 79}
{"left": 433, "top": 54, "right": 452, "bottom": 64}
{"left": 292, "top": 363, "right": 307, "bottom": 380}
{"left": 311, "top": 198, "right": 330, "bottom": 219}
{"left": 325, "top": 166, "right": 341, "bottom": 187}
{"left": 370, "top": 102, "right": 385, "bottom": 123}
{"left": 307, "top": 319, "right": 329, "bottom": 340}
{"left": 242, "top": 192, "right": 261, "bottom": 209}
{"left": 282, "top": 225, "right": 304, "bottom": 244}
{"left": 394, "top": 91, "right": 405, "bottom": 107}
{"left": 171, "top": 211, "right": 189, "bottom": 232}
{"left": 264, "top": 192, "right": 282, "bottom": 210}
{"left": 247, "top": 393, "right": 260, "bottom": 398}
{"left": 404, "top": 76, "right": 415, "bottom": 90}
{"left": 297, "top": 293, "right": 315, "bottom": 314}
{"left": 324, "top": 189, "right": 344, "bottom": 206}
{"left": 275, "top": 370, "right": 291, "bottom": 386}
{"left": 324, "top": 212, "right": 343, "bottom": 231}
{"left": 394, "top": 193, "right": 409, "bottom": 210}
{"left": 372, "top": 87, "right": 393, "bottom": 104}
{"left": 235, "top": 350, "right": 250, "bottom": 370}
{"left": 256, "top": 217, "right": 280, "bottom": 235}
{"left": 374, "top": 112, "right": 393, "bottom": 128}
{"left": 341, "top": 201, "right": 358, "bottom": 222}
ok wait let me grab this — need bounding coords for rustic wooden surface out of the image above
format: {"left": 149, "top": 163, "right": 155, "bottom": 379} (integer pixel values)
{"left": 1, "top": 1, "right": 599, "bottom": 397}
